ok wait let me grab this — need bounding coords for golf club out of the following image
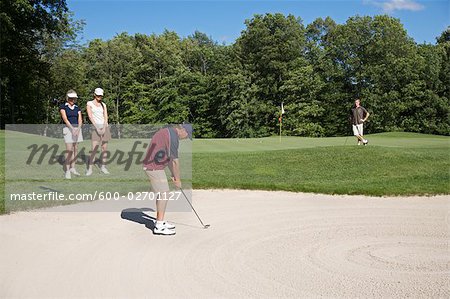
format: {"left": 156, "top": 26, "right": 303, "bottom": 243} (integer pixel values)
{"left": 180, "top": 188, "right": 210, "bottom": 229}
{"left": 355, "top": 124, "right": 368, "bottom": 145}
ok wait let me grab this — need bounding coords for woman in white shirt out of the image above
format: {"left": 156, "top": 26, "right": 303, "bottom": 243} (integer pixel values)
{"left": 86, "top": 87, "right": 111, "bottom": 175}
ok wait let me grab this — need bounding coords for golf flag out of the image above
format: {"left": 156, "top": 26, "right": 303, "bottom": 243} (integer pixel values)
{"left": 279, "top": 102, "right": 285, "bottom": 123}
{"left": 278, "top": 102, "right": 284, "bottom": 124}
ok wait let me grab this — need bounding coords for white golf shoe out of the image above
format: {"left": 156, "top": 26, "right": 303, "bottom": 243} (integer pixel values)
{"left": 86, "top": 168, "right": 93, "bottom": 176}
{"left": 363, "top": 139, "right": 369, "bottom": 146}
{"left": 153, "top": 225, "right": 176, "bottom": 236}
{"left": 100, "top": 166, "right": 110, "bottom": 174}
{"left": 65, "top": 170, "right": 71, "bottom": 179}
{"left": 157, "top": 221, "right": 175, "bottom": 230}
{"left": 70, "top": 168, "right": 80, "bottom": 176}
{"left": 153, "top": 220, "right": 176, "bottom": 235}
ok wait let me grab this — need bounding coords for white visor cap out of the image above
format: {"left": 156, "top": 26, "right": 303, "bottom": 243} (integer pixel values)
{"left": 67, "top": 92, "right": 78, "bottom": 98}
{"left": 94, "top": 88, "right": 104, "bottom": 96}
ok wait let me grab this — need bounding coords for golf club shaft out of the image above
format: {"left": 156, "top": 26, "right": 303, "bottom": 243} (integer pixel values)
{"left": 180, "top": 188, "right": 207, "bottom": 227}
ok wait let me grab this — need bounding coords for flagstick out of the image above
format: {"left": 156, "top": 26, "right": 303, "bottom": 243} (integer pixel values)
{"left": 279, "top": 113, "right": 282, "bottom": 142}
{"left": 279, "top": 102, "right": 285, "bottom": 142}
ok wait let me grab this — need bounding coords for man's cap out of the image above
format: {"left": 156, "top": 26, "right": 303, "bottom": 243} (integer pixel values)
{"left": 94, "top": 88, "right": 104, "bottom": 96}
{"left": 67, "top": 91, "right": 78, "bottom": 98}
{"left": 182, "top": 124, "right": 193, "bottom": 140}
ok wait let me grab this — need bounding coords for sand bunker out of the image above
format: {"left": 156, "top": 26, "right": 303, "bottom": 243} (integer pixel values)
{"left": 0, "top": 190, "right": 448, "bottom": 298}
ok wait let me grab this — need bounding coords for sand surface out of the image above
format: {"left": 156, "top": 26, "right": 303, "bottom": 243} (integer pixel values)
{"left": 0, "top": 190, "right": 449, "bottom": 298}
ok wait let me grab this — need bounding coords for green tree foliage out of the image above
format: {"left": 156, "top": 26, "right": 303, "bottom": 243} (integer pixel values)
{"left": 320, "top": 15, "right": 449, "bottom": 135}
{"left": 306, "top": 18, "right": 348, "bottom": 136}
{"left": 48, "top": 49, "right": 87, "bottom": 122}
{"left": 83, "top": 33, "right": 140, "bottom": 128}
{"left": 280, "top": 64, "right": 326, "bottom": 136}
{"left": 305, "top": 17, "right": 336, "bottom": 63}
{"left": 235, "top": 13, "right": 306, "bottom": 135}
{"left": 3, "top": 9, "right": 448, "bottom": 137}
{"left": 436, "top": 27, "right": 450, "bottom": 100}
{"left": 0, "top": 0, "right": 80, "bottom": 125}
{"left": 121, "top": 31, "right": 185, "bottom": 125}
{"left": 214, "top": 72, "right": 262, "bottom": 137}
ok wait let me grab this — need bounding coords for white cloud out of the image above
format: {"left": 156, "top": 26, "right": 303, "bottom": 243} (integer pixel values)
{"left": 366, "top": 0, "right": 425, "bottom": 13}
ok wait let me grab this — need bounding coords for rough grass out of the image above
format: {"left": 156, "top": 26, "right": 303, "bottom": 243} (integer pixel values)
{"left": 193, "top": 145, "right": 449, "bottom": 196}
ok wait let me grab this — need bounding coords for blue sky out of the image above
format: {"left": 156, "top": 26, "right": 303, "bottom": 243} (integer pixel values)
{"left": 68, "top": 0, "right": 449, "bottom": 45}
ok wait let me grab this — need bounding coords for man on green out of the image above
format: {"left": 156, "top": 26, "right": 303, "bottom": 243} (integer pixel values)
{"left": 350, "top": 99, "right": 370, "bottom": 145}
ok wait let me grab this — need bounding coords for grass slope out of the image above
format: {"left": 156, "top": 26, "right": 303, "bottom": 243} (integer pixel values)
{"left": 193, "top": 132, "right": 449, "bottom": 196}
{"left": 193, "top": 146, "right": 449, "bottom": 196}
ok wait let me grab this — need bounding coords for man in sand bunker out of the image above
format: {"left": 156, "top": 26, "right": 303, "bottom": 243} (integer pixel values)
{"left": 143, "top": 124, "right": 193, "bottom": 236}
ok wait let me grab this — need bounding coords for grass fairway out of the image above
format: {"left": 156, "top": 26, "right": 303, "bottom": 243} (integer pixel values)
{"left": 192, "top": 132, "right": 449, "bottom": 196}
{"left": 1, "top": 129, "right": 191, "bottom": 213}
{"left": 0, "top": 131, "right": 448, "bottom": 214}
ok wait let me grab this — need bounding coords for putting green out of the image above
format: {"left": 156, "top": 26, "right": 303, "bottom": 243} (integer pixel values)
{"left": 193, "top": 132, "right": 449, "bottom": 153}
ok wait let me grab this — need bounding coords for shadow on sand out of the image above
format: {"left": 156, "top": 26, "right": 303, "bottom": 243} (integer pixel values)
{"left": 120, "top": 208, "right": 156, "bottom": 230}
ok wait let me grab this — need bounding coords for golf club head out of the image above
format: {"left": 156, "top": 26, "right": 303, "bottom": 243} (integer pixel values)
{"left": 204, "top": 224, "right": 210, "bottom": 229}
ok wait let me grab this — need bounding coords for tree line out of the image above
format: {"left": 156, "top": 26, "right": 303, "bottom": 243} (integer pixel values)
{"left": 1, "top": 1, "right": 449, "bottom": 137}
